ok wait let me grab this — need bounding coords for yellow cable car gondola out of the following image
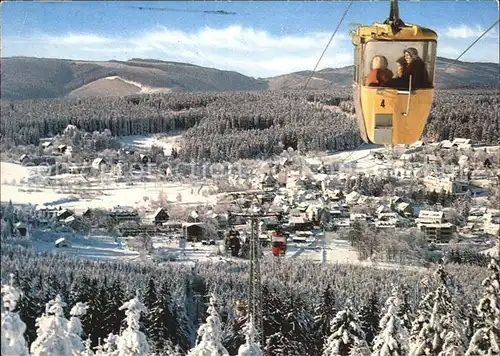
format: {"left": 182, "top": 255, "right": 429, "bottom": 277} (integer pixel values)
{"left": 350, "top": 0, "right": 437, "bottom": 145}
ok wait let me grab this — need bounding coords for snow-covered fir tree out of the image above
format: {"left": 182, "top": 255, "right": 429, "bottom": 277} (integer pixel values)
{"left": 263, "top": 292, "right": 315, "bottom": 355}
{"left": 313, "top": 284, "right": 337, "bottom": 351}
{"left": 144, "top": 279, "right": 179, "bottom": 353}
{"left": 410, "top": 266, "right": 467, "bottom": 356}
{"left": 83, "top": 336, "right": 95, "bottom": 356}
{"left": 1, "top": 273, "right": 30, "bottom": 356}
{"left": 359, "top": 290, "right": 380, "bottom": 346}
{"left": 322, "top": 302, "right": 369, "bottom": 356}
{"left": 95, "top": 333, "right": 119, "bottom": 356}
{"left": 187, "top": 293, "right": 229, "bottom": 356}
{"left": 30, "top": 294, "right": 73, "bottom": 356}
{"left": 116, "top": 294, "right": 150, "bottom": 356}
{"left": 68, "top": 302, "right": 88, "bottom": 355}
{"left": 465, "top": 259, "right": 500, "bottom": 356}
{"left": 348, "top": 338, "right": 372, "bottom": 356}
{"left": 397, "top": 287, "right": 413, "bottom": 331}
{"left": 237, "top": 315, "right": 262, "bottom": 356}
{"left": 372, "top": 286, "right": 409, "bottom": 356}
{"left": 162, "top": 339, "right": 183, "bottom": 356}
{"left": 223, "top": 304, "right": 249, "bottom": 355}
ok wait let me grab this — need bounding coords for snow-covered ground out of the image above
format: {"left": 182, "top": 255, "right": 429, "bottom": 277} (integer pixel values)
{"left": 120, "top": 134, "right": 184, "bottom": 155}
{"left": 104, "top": 76, "right": 173, "bottom": 94}
{"left": 1, "top": 181, "right": 217, "bottom": 211}
{"left": 31, "top": 235, "right": 140, "bottom": 261}
{"left": 0, "top": 162, "right": 31, "bottom": 184}
{"left": 15, "top": 229, "right": 427, "bottom": 272}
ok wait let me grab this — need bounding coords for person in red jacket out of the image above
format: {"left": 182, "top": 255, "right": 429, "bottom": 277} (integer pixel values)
{"left": 403, "top": 47, "right": 430, "bottom": 89}
{"left": 365, "top": 55, "right": 393, "bottom": 87}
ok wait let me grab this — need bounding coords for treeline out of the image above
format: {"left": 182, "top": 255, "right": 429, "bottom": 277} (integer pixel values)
{"left": 1, "top": 245, "right": 497, "bottom": 355}
{"left": 1, "top": 88, "right": 498, "bottom": 161}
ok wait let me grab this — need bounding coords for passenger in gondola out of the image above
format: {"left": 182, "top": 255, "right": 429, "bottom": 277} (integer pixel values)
{"left": 402, "top": 47, "right": 430, "bottom": 89}
{"left": 365, "top": 55, "right": 393, "bottom": 87}
{"left": 384, "top": 56, "right": 409, "bottom": 89}
{"left": 394, "top": 56, "right": 407, "bottom": 79}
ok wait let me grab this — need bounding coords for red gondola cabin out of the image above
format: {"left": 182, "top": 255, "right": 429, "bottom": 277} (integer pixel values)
{"left": 271, "top": 232, "right": 286, "bottom": 257}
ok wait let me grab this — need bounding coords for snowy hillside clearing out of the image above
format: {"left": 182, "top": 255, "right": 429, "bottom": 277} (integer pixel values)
{"left": 120, "top": 134, "right": 184, "bottom": 155}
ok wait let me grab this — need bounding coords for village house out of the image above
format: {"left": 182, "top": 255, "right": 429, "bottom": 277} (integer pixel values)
{"left": 153, "top": 207, "right": 169, "bottom": 225}
{"left": 57, "top": 209, "right": 74, "bottom": 221}
{"left": 395, "top": 202, "right": 412, "bottom": 217}
{"left": 57, "top": 144, "right": 68, "bottom": 154}
{"left": 409, "top": 140, "right": 425, "bottom": 150}
{"left": 422, "top": 175, "right": 469, "bottom": 195}
{"left": 14, "top": 222, "right": 27, "bottom": 237}
{"left": 55, "top": 237, "right": 72, "bottom": 248}
{"left": 182, "top": 222, "right": 207, "bottom": 242}
{"left": 416, "top": 210, "right": 455, "bottom": 242}
{"left": 345, "top": 191, "right": 361, "bottom": 205}
{"left": 289, "top": 215, "right": 314, "bottom": 231}
{"left": 19, "top": 154, "right": 29, "bottom": 165}
{"left": 108, "top": 207, "right": 140, "bottom": 223}
{"left": 92, "top": 157, "right": 107, "bottom": 170}
{"left": 36, "top": 206, "right": 61, "bottom": 220}
{"left": 350, "top": 213, "right": 371, "bottom": 222}
{"left": 63, "top": 216, "right": 83, "bottom": 231}
{"left": 41, "top": 141, "right": 53, "bottom": 149}
{"left": 439, "top": 138, "right": 472, "bottom": 150}
{"left": 140, "top": 154, "right": 152, "bottom": 165}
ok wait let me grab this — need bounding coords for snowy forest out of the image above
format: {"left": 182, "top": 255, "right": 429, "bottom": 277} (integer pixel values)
{"left": 1, "top": 245, "right": 499, "bottom": 355}
{"left": 1, "top": 87, "right": 498, "bottom": 161}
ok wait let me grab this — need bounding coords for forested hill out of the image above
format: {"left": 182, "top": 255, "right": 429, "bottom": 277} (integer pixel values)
{"left": 1, "top": 56, "right": 498, "bottom": 100}
{"left": 1, "top": 88, "right": 498, "bottom": 161}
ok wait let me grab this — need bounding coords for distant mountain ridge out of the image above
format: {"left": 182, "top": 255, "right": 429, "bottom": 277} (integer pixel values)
{"left": 1, "top": 56, "right": 498, "bottom": 100}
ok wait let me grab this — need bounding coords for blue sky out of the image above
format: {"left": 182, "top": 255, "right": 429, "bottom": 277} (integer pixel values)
{"left": 2, "top": 1, "right": 498, "bottom": 77}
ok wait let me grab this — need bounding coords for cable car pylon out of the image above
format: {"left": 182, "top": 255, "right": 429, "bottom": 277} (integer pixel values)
{"left": 230, "top": 207, "right": 283, "bottom": 346}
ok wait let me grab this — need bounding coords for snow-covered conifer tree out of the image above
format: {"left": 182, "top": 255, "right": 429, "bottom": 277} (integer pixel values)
{"left": 322, "top": 302, "right": 369, "bottom": 356}
{"left": 116, "top": 294, "right": 150, "bottom": 356}
{"left": 359, "top": 290, "right": 380, "bottom": 346}
{"left": 237, "top": 316, "right": 262, "bottom": 356}
{"left": 348, "top": 338, "right": 372, "bottom": 356}
{"left": 410, "top": 266, "right": 466, "bottom": 356}
{"left": 465, "top": 259, "right": 500, "bottom": 356}
{"left": 83, "top": 336, "right": 95, "bottom": 356}
{"left": 313, "top": 284, "right": 337, "bottom": 351}
{"left": 187, "top": 293, "right": 229, "bottom": 356}
{"left": 397, "top": 287, "right": 413, "bottom": 331}
{"left": 372, "top": 286, "right": 409, "bottom": 356}
{"left": 30, "top": 294, "right": 73, "bottom": 356}
{"left": 1, "top": 274, "right": 30, "bottom": 356}
{"left": 68, "top": 302, "right": 88, "bottom": 355}
{"left": 162, "top": 339, "right": 183, "bottom": 356}
{"left": 95, "top": 333, "right": 119, "bottom": 356}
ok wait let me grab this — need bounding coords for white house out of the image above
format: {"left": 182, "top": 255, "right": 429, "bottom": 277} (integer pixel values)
{"left": 422, "top": 175, "right": 469, "bottom": 195}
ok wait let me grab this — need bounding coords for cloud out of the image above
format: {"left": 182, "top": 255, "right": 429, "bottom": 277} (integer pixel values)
{"left": 438, "top": 46, "right": 461, "bottom": 57}
{"left": 46, "top": 33, "right": 112, "bottom": 45}
{"left": 2, "top": 24, "right": 497, "bottom": 77}
{"left": 441, "top": 24, "right": 498, "bottom": 39}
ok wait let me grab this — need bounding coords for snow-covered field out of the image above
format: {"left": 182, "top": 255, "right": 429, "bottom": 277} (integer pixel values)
{"left": 120, "top": 134, "right": 184, "bottom": 155}
{"left": 104, "top": 76, "right": 173, "bottom": 94}
{"left": 1, "top": 180, "right": 216, "bottom": 211}
{"left": 0, "top": 162, "right": 31, "bottom": 184}
{"left": 17, "top": 230, "right": 428, "bottom": 271}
